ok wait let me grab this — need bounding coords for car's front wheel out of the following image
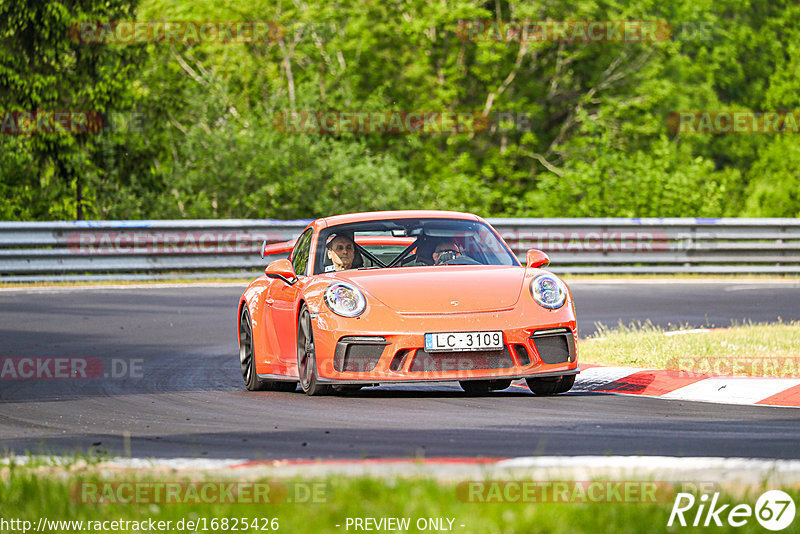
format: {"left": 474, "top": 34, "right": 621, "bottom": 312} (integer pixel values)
{"left": 555, "top": 374, "right": 576, "bottom": 393}
{"left": 240, "top": 307, "right": 296, "bottom": 392}
{"left": 297, "top": 304, "right": 332, "bottom": 396}
{"left": 526, "top": 374, "right": 575, "bottom": 396}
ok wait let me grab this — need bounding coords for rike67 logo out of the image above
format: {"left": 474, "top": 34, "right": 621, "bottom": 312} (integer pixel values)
{"left": 668, "top": 490, "right": 795, "bottom": 531}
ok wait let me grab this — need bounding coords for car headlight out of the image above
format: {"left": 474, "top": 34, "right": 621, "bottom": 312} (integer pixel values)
{"left": 530, "top": 274, "right": 567, "bottom": 310}
{"left": 324, "top": 282, "right": 366, "bottom": 317}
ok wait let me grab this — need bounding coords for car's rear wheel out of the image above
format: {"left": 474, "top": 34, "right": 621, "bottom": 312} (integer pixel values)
{"left": 526, "top": 374, "right": 575, "bottom": 396}
{"left": 297, "top": 304, "right": 332, "bottom": 396}
{"left": 240, "top": 307, "right": 297, "bottom": 392}
{"left": 459, "top": 379, "right": 512, "bottom": 395}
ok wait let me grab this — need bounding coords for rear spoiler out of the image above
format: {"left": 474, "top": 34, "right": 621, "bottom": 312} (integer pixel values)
{"left": 260, "top": 239, "right": 296, "bottom": 259}
{"left": 260, "top": 235, "right": 416, "bottom": 259}
{"left": 354, "top": 236, "right": 415, "bottom": 246}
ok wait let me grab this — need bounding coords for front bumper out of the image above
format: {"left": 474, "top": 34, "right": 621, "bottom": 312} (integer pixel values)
{"left": 310, "top": 307, "right": 578, "bottom": 384}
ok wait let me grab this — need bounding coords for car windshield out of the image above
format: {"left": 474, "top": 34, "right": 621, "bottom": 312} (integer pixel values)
{"left": 313, "top": 217, "right": 518, "bottom": 274}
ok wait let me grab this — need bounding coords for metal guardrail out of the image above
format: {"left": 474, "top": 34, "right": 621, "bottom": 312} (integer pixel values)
{"left": 488, "top": 218, "right": 800, "bottom": 275}
{"left": 1, "top": 218, "right": 799, "bottom": 281}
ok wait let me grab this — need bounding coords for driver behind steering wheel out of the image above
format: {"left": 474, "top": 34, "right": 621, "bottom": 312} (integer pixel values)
{"left": 432, "top": 239, "right": 463, "bottom": 265}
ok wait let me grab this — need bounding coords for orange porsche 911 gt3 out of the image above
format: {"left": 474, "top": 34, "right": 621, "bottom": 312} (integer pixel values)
{"left": 238, "top": 210, "right": 578, "bottom": 396}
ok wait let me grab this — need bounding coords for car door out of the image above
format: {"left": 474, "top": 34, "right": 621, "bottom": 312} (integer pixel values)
{"left": 268, "top": 227, "right": 313, "bottom": 366}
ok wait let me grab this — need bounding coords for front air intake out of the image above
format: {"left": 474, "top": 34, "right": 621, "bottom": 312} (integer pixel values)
{"left": 530, "top": 329, "right": 575, "bottom": 364}
{"left": 334, "top": 336, "right": 388, "bottom": 372}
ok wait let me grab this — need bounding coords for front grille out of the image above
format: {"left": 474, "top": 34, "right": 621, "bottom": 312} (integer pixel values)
{"left": 409, "top": 347, "right": 514, "bottom": 372}
{"left": 531, "top": 331, "right": 575, "bottom": 364}
{"left": 334, "top": 336, "right": 388, "bottom": 372}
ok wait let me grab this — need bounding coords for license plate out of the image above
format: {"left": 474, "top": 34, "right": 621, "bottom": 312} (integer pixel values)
{"left": 424, "top": 331, "right": 503, "bottom": 352}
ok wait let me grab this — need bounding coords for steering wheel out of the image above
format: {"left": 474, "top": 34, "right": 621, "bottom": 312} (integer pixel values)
{"left": 435, "top": 252, "right": 481, "bottom": 266}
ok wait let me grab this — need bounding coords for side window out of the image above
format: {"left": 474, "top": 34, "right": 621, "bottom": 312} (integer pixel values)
{"left": 290, "top": 229, "right": 313, "bottom": 276}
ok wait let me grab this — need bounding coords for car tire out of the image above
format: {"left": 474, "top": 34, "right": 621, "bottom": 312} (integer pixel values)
{"left": 555, "top": 374, "right": 576, "bottom": 393}
{"left": 240, "top": 307, "right": 297, "bottom": 392}
{"left": 459, "top": 379, "right": 512, "bottom": 395}
{"left": 526, "top": 374, "right": 574, "bottom": 396}
{"left": 297, "top": 304, "right": 332, "bottom": 396}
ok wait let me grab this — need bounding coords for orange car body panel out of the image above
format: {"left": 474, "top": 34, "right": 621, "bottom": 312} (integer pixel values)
{"left": 239, "top": 210, "right": 578, "bottom": 384}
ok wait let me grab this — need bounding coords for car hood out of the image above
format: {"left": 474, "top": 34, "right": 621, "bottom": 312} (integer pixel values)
{"left": 336, "top": 266, "right": 525, "bottom": 314}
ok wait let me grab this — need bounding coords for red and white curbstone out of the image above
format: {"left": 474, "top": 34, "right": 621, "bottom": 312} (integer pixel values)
{"left": 566, "top": 365, "right": 800, "bottom": 407}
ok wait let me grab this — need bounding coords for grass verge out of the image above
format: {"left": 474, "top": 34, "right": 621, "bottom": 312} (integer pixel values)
{"left": 580, "top": 321, "right": 800, "bottom": 377}
{"left": 1, "top": 464, "right": 797, "bottom": 533}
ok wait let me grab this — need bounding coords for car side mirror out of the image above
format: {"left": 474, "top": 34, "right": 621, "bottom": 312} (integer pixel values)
{"left": 265, "top": 259, "right": 297, "bottom": 285}
{"left": 526, "top": 249, "right": 550, "bottom": 269}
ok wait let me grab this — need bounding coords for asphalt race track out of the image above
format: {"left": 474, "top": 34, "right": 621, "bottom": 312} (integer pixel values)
{"left": 1, "top": 280, "right": 799, "bottom": 460}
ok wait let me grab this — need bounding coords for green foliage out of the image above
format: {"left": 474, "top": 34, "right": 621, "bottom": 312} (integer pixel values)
{"left": 526, "top": 134, "right": 739, "bottom": 217}
{"left": 2, "top": 0, "right": 799, "bottom": 220}
{"left": 0, "top": 0, "right": 149, "bottom": 220}
{"left": 172, "top": 117, "right": 413, "bottom": 218}
{"left": 743, "top": 137, "right": 800, "bottom": 217}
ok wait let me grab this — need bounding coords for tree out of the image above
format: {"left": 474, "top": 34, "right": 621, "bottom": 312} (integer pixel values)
{"left": 0, "top": 0, "right": 145, "bottom": 220}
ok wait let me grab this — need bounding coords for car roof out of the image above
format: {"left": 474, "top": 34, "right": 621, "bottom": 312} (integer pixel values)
{"left": 317, "top": 210, "right": 481, "bottom": 228}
